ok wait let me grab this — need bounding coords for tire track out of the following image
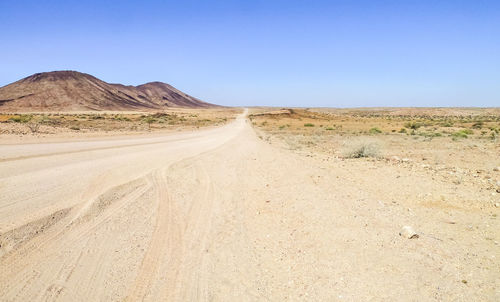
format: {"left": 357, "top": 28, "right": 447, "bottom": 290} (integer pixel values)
{"left": 125, "top": 159, "right": 219, "bottom": 301}
{"left": 0, "top": 136, "right": 196, "bottom": 163}
{"left": 166, "top": 161, "right": 217, "bottom": 301}
{"left": 0, "top": 178, "right": 151, "bottom": 301}
{"left": 0, "top": 110, "right": 248, "bottom": 301}
{"left": 125, "top": 168, "right": 180, "bottom": 301}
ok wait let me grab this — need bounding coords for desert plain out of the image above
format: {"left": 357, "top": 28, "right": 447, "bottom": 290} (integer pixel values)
{"left": 0, "top": 106, "right": 499, "bottom": 301}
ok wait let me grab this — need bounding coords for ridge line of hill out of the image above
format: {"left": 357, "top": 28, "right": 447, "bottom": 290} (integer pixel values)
{"left": 0, "top": 70, "right": 217, "bottom": 111}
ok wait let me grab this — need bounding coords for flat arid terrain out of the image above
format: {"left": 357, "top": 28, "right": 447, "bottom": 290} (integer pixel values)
{"left": 0, "top": 108, "right": 238, "bottom": 144}
{"left": 0, "top": 106, "right": 499, "bottom": 301}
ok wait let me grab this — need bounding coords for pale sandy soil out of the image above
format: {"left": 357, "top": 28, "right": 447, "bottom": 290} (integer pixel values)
{"left": 0, "top": 109, "right": 499, "bottom": 301}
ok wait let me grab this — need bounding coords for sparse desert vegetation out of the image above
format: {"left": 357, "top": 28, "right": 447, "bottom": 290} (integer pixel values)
{"left": 249, "top": 107, "right": 500, "bottom": 142}
{"left": 249, "top": 107, "right": 499, "bottom": 166}
{"left": 249, "top": 107, "right": 500, "bottom": 203}
{"left": 2, "top": 0, "right": 500, "bottom": 299}
{"left": 247, "top": 107, "right": 500, "bottom": 300}
{"left": 0, "top": 107, "right": 498, "bottom": 301}
{"left": 0, "top": 108, "right": 239, "bottom": 142}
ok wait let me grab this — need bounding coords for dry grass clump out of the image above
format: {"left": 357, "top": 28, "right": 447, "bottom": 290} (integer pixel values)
{"left": 343, "top": 140, "right": 381, "bottom": 158}
{"left": 26, "top": 122, "right": 40, "bottom": 133}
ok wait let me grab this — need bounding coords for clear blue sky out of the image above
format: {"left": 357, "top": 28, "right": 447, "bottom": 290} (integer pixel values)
{"left": 1, "top": 0, "right": 499, "bottom": 107}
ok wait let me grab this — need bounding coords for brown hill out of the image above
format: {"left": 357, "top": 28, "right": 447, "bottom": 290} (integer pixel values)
{"left": 0, "top": 71, "right": 215, "bottom": 111}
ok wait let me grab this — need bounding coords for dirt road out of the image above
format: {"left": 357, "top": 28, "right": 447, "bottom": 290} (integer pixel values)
{"left": 0, "top": 109, "right": 498, "bottom": 301}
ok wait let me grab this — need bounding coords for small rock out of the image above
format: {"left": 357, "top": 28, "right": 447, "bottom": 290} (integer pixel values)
{"left": 495, "top": 203, "right": 500, "bottom": 208}
{"left": 391, "top": 156, "right": 400, "bottom": 161}
{"left": 400, "top": 226, "right": 419, "bottom": 239}
{"left": 493, "top": 167, "right": 500, "bottom": 172}
{"left": 401, "top": 158, "right": 410, "bottom": 162}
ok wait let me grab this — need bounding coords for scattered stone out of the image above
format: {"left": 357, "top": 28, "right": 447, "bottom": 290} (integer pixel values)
{"left": 495, "top": 203, "right": 500, "bottom": 208}
{"left": 493, "top": 167, "right": 500, "bottom": 172}
{"left": 391, "top": 156, "right": 400, "bottom": 161}
{"left": 399, "top": 226, "right": 419, "bottom": 239}
{"left": 401, "top": 158, "right": 410, "bottom": 163}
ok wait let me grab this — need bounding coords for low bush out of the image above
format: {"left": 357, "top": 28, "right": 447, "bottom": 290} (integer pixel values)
{"left": 440, "top": 121, "right": 454, "bottom": 127}
{"left": 404, "top": 122, "right": 422, "bottom": 130}
{"left": 451, "top": 129, "right": 473, "bottom": 138}
{"left": 472, "top": 121, "right": 484, "bottom": 129}
{"left": 26, "top": 122, "right": 40, "bottom": 133}
{"left": 344, "top": 141, "right": 380, "bottom": 158}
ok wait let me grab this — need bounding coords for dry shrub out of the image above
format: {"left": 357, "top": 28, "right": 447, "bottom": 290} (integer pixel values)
{"left": 343, "top": 139, "right": 381, "bottom": 158}
{"left": 26, "top": 122, "right": 40, "bottom": 134}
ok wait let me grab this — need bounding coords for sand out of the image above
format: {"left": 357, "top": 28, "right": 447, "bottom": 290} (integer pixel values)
{"left": 0, "top": 109, "right": 498, "bottom": 301}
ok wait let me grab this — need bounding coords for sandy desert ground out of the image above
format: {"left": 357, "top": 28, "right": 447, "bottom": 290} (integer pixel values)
{"left": 0, "top": 108, "right": 499, "bottom": 301}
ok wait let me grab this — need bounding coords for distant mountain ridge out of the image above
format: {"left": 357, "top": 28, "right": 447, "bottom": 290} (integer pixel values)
{"left": 0, "top": 71, "right": 215, "bottom": 111}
